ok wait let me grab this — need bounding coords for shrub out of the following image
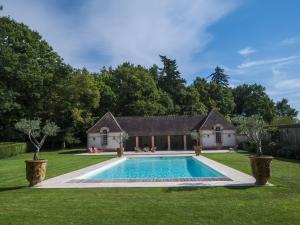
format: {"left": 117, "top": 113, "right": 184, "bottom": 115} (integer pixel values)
{"left": 295, "top": 146, "right": 300, "bottom": 160}
{"left": 240, "top": 141, "right": 257, "bottom": 152}
{"left": 0, "top": 142, "right": 27, "bottom": 159}
{"left": 262, "top": 141, "right": 281, "bottom": 156}
{"left": 277, "top": 145, "right": 299, "bottom": 159}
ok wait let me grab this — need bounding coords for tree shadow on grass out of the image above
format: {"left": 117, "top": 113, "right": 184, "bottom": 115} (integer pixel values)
{"left": 58, "top": 149, "right": 86, "bottom": 155}
{"left": 274, "top": 157, "right": 300, "bottom": 164}
{"left": 164, "top": 184, "right": 260, "bottom": 192}
{"left": 0, "top": 185, "right": 27, "bottom": 193}
{"left": 164, "top": 187, "right": 205, "bottom": 192}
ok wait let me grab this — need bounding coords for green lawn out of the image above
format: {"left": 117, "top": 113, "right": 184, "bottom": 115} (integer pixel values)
{"left": 0, "top": 150, "right": 299, "bottom": 225}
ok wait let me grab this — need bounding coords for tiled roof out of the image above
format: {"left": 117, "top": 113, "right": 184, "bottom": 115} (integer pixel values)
{"left": 86, "top": 112, "right": 123, "bottom": 133}
{"left": 115, "top": 114, "right": 206, "bottom": 136}
{"left": 87, "top": 110, "right": 235, "bottom": 135}
{"left": 200, "top": 110, "right": 235, "bottom": 130}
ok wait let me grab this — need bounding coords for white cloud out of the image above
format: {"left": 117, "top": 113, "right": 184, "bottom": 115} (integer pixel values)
{"left": 274, "top": 78, "right": 300, "bottom": 89}
{"left": 238, "top": 46, "right": 256, "bottom": 57}
{"left": 280, "top": 35, "right": 300, "bottom": 46}
{"left": 237, "top": 56, "right": 299, "bottom": 69}
{"left": 2, "top": 0, "right": 239, "bottom": 73}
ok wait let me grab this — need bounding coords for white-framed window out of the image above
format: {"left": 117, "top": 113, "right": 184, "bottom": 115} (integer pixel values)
{"left": 215, "top": 127, "right": 222, "bottom": 143}
{"left": 102, "top": 129, "right": 108, "bottom": 145}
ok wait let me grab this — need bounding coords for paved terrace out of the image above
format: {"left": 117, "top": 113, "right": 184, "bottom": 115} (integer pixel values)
{"left": 77, "top": 150, "right": 233, "bottom": 156}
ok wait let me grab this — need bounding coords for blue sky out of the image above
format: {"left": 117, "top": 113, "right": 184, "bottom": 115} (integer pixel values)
{"left": 2, "top": 0, "right": 300, "bottom": 114}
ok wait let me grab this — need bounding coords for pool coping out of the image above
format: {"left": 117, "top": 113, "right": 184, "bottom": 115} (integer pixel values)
{"left": 35, "top": 155, "right": 260, "bottom": 188}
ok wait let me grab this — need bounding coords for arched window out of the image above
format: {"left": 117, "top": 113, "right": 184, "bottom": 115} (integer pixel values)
{"left": 102, "top": 130, "right": 108, "bottom": 145}
{"left": 215, "top": 126, "right": 222, "bottom": 143}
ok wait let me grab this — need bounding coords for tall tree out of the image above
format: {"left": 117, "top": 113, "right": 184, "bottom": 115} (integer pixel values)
{"left": 158, "top": 55, "right": 186, "bottom": 111}
{"left": 57, "top": 69, "right": 100, "bottom": 145}
{"left": 208, "top": 83, "right": 235, "bottom": 116}
{"left": 148, "top": 64, "right": 160, "bottom": 83}
{"left": 233, "top": 84, "right": 275, "bottom": 122}
{"left": 191, "top": 77, "right": 235, "bottom": 116}
{"left": 275, "top": 98, "right": 298, "bottom": 119}
{"left": 208, "top": 66, "right": 230, "bottom": 87}
{"left": 95, "top": 72, "right": 118, "bottom": 116}
{"left": 179, "top": 87, "right": 207, "bottom": 115}
{"left": 191, "top": 77, "right": 215, "bottom": 109}
{"left": 105, "top": 63, "right": 172, "bottom": 116}
{"left": 0, "top": 17, "right": 71, "bottom": 141}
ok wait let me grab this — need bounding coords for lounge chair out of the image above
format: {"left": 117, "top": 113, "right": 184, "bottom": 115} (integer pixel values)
{"left": 151, "top": 146, "right": 157, "bottom": 152}
{"left": 88, "top": 147, "right": 97, "bottom": 153}
{"left": 134, "top": 147, "right": 142, "bottom": 152}
{"left": 143, "top": 146, "right": 150, "bottom": 152}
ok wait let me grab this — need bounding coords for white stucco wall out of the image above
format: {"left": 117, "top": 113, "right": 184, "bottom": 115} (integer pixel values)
{"left": 200, "top": 130, "right": 236, "bottom": 147}
{"left": 87, "top": 132, "right": 123, "bottom": 149}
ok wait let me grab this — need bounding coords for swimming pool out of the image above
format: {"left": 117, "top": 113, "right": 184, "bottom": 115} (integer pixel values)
{"left": 83, "top": 156, "right": 225, "bottom": 180}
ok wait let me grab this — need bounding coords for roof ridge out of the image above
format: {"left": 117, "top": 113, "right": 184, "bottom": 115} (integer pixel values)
{"left": 116, "top": 114, "right": 204, "bottom": 119}
{"left": 199, "top": 110, "right": 214, "bottom": 130}
{"left": 86, "top": 112, "right": 123, "bottom": 133}
{"left": 107, "top": 112, "right": 124, "bottom": 131}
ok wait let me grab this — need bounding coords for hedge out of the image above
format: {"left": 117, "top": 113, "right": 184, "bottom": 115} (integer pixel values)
{"left": 240, "top": 141, "right": 300, "bottom": 160}
{"left": 0, "top": 142, "right": 27, "bottom": 159}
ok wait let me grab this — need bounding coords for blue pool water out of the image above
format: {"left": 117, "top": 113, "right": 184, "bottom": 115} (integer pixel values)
{"left": 88, "top": 157, "right": 225, "bottom": 180}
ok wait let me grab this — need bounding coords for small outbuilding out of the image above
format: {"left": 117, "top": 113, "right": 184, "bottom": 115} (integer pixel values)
{"left": 86, "top": 110, "right": 236, "bottom": 151}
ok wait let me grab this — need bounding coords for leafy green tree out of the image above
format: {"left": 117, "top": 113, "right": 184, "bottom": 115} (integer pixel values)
{"left": 179, "top": 87, "right": 207, "bottom": 115}
{"left": 97, "top": 79, "right": 118, "bottom": 116}
{"left": 207, "top": 83, "right": 235, "bottom": 116}
{"left": 105, "top": 63, "right": 171, "bottom": 116}
{"left": 15, "top": 119, "right": 59, "bottom": 160}
{"left": 58, "top": 69, "right": 100, "bottom": 145}
{"left": 0, "top": 17, "right": 71, "bottom": 141}
{"left": 148, "top": 64, "right": 160, "bottom": 83}
{"left": 271, "top": 116, "right": 299, "bottom": 126}
{"left": 191, "top": 77, "right": 215, "bottom": 109}
{"left": 191, "top": 77, "right": 234, "bottom": 116}
{"left": 233, "top": 84, "right": 275, "bottom": 122}
{"left": 208, "top": 66, "right": 229, "bottom": 87}
{"left": 275, "top": 98, "right": 298, "bottom": 119}
{"left": 157, "top": 91, "right": 174, "bottom": 115}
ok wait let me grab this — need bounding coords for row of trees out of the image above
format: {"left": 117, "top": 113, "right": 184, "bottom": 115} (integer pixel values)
{"left": 0, "top": 17, "right": 298, "bottom": 147}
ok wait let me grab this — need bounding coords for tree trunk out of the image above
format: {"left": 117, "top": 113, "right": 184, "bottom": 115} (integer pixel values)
{"left": 257, "top": 140, "right": 262, "bottom": 156}
{"left": 34, "top": 148, "right": 40, "bottom": 160}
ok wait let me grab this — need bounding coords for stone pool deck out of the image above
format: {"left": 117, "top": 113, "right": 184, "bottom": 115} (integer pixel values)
{"left": 36, "top": 154, "right": 259, "bottom": 188}
{"left": 77, "top": 150, "right": 233, "bottom": 156}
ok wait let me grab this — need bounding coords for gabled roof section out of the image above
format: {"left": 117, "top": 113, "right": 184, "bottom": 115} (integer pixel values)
{"left": 87, "top": 111, "right": 235, "bottom": 135}
{"left": 115, "top": 114, "right": 206, "bottom": 136}
{"left": 199, "top": 110, "right": 235, "bottom": 130}
{"left": 86, "top": 112, "right": 123, "bottom": 133}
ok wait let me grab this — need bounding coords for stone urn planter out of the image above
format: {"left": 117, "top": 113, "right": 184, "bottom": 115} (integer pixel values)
{"left": 249, "top": 155, "right": 273, "bottom": 185}
{"left": 194, "top": 146, "right": 202, "bottom": 156}
{"left": 25, "top": 160, "right": 47, "bottom": 187}
{"left": 117, "top": 147, "right": 124, "bottom": 157}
